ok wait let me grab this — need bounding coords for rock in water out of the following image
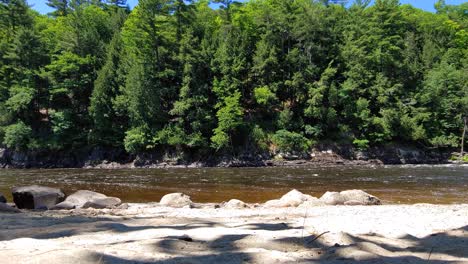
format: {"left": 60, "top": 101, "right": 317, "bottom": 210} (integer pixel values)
{"left": 82, "top": 197, "right": 122, "bottom": 209}
{"left": 0, "top": 203, "right": 21, "bottom": 213}
{"left": 320, "top": 190, "right": 381, "bottom": 205}
{"left": 12, "top": 185, "right": 65, "bottom": 209}
{"left": 265, "top": 189, "right": 318, "bottom": 208}
{"left": 53, "top": 190, "right": 121, "bottom": 209}
{"left": 160, "top": 193, "right": 193, "bottom": 208}
{"left": 0, "top": 192, "right": 6, "bottom": 203}
{"left": 223, "top": 199, "right": 248, "bottom": 209}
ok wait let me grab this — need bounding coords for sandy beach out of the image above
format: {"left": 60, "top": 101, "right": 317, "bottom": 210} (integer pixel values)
{"left": 1, "top": 203, "right": 467, "bottom": 263}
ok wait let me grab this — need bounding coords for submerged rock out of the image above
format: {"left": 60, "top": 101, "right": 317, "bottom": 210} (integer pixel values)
{"left": 53, "top": 190, "right": 120, "bottom": 210}
{"left": 160, "top": 193, "right": 193, "bottom": 208}
{"left": 223, "top": 199, "right": 248, "bottom": 209}
{"left": 265, "top": 189, "right": 318, "bottom": 208}
{"left": 12, "top": 185, "right": 65, "bottom": 209}
{"left": 0, "top": 203, "right": 21, "bottom": 213}
{"left": 320, "top": 190, "right": 381, "bottom": 205}
{"left": 0, "top": 192, "right": 6, "bottom": 203}
{"left": 82, "top": 197, "right": 122, "bottom": 209}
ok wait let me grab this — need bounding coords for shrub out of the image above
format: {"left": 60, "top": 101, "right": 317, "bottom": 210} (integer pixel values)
{"left": 3, "top": 121, "right": 32, "bottom": 150}
{"left": 124, "top": 126, "right": 149, "bottom": 154}
{"left": 272, "top": 130, "right": 310, "bottom": 153}
{"left": 353, "top": 139, "right": 369, "bottom": 151}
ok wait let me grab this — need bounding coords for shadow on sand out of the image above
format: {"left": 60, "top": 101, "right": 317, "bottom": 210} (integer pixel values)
{"left": 0, "top": 211, "right": 466, "bottom": 263}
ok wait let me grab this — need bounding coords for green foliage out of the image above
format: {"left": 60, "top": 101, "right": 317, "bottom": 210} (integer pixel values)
{"left": 272, "top": 130, "right": 310, "bottom": 153}
{"left": 353, "top": 139, "right": 370, "bottom": 151}
{"left": 124, "top": 126, "right": 149, "bottom": 154}
{"left": 0, "top": 0, "right": 466, "bottom": 157}
{"left": 3, "top": 121, "right": 32, "bottom": 150}
{"left": 254, "top": 86, "right": 276, "bottom": 106}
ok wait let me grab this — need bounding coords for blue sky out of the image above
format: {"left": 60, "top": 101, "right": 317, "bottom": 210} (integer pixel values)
{"left": 29, "top": 0, "right": 466, "bottom": 15}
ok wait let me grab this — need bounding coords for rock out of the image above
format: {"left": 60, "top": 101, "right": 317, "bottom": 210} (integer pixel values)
{"left": 0, "top": 203, "right": 21, "bottom": 213}
{"left": 344, "top": 200, "right": 364, "bottom": 206}
{"left": 320, "top": 192, "right": 346, "bottom": 205}
{"left": 12, "top": 185, "right": 65, "bottom": 209}
{"left": 51, "top": 201, "right": 76, "bottom": 210}
{"left": 0, "top": 192, "right": 6, "bottom": 203}
{"left": 52, "top": 190, "right": 121, "bottom": 210}
{"left": 223, "top": 199, "right": 248, "bottom": 209}
{"left": 82, "top": 197, "right": 121, "bottom": 209}
{"left": 160, "top": 193, "right": 192, "bottom": 208}
{"left": 340, "top": 190, "right": 381, "bottom": 205}
{"left": 298, "top": 198, "right": 326, "bottom": 208}
{"left": 117, "top": 203, "right": 129, "bottom": 210}
{"left": 265, "top": 189, "right": 317, "bottom": 208}
{"left": 320, "top": 190, "right": 381, "bottom": 205}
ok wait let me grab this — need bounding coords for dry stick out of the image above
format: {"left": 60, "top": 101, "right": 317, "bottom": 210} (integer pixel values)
{"left": 307, "top": 231, "right": 330, "bottom": 245}
{"left": 427, "top": 247, "right": 434, "bottom": 262}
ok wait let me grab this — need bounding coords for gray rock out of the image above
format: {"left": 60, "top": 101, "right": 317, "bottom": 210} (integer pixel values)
{"left": 51, "top": 201, "right": 76, "bottom": 210}
{"left": 0, "top": 203, "right": 21, "bottom": 213}
{"left": 82, "top": 197, "right": 121, "bottom": 209}
{"left": 0, "top": 192, "right": 6, "bottom": 203}
{"left": 265, "top": 189, "right": 317, "bottom": 208}
{"left": 52, "top": 190, "right": 121, "bottom": 210}
{"left": 52, "top": 190, "right": 108, "bottom": 210}
{"left": 223, "top": 199, "right": 248, "bottom": 209}
{"left": 297, "top": 198, "right": 326, "bottom": 208}
{"left": 320, "top": 192, "right": 346, "bottom": 205}
{"left": 12, "top": 185, "right": 65, "bottom": 209}
{"left": 340, "top": 190, "right": 381, "bottom": 205}
{"left": 160, "top": 193, "right": 192, "bottom": 208}
{"left": 344, "top": 200, "right": 365, "bottom": 206}
{"left": 320, "top": 190, "right": 381, "bottom": 205}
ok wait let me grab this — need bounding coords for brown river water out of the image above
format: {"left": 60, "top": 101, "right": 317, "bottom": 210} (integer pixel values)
{"left": 0, "top": 165, "right": 467, "bottom": 204}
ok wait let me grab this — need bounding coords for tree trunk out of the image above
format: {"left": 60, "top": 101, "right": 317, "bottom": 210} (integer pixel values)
{"left": 461, "top": 116, "right": 467, "bottom": 160}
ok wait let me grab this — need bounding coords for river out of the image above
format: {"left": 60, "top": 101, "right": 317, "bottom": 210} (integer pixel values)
{"left": 0, "top": 165, "right": 467, "bottom": 204}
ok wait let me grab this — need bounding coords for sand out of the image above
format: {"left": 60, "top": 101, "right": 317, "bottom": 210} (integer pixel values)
{"left": 0, "top": 203, "right": 467, "bottom": 263}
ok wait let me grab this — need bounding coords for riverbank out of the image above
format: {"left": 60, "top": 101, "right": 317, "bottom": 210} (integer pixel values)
{"left": 0, "top": 143, "right": 458, "bottom": 169}
{"left": 1, "top": 203, "right": 467, "bottom": 263}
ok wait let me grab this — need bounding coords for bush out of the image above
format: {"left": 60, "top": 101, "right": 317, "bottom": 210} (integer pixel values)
{"left": 272, "top": 130, "right": 310, "bottom": 153}
{"left": 124, "top": 127, "right": 149, "bottom": 154}
{"left": 3, "top": 121, "right": 32, "bottom": 150}
{"left": 353, "top": 139, "right": 369, "bottom": 151}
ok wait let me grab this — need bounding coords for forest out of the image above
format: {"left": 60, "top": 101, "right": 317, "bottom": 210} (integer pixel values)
{"left": 0, "top": 0, "right": 466, "bottom": 157}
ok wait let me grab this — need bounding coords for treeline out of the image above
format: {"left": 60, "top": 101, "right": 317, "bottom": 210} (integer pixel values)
{"left": 0, "top": 0, "right": 466, "bottom": 156}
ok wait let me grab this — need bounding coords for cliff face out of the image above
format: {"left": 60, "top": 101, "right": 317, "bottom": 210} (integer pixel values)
{"left": 0, "top": 143, "right": 455, "bottom": 169}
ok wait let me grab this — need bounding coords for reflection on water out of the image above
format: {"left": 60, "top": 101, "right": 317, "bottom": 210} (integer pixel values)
{"left": 0, "top": 165, "right": 467, "bottom": 204}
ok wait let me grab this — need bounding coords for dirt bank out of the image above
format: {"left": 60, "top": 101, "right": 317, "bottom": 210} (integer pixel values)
{"left": 1, "top": 204, "right": 467, "bottom": 263}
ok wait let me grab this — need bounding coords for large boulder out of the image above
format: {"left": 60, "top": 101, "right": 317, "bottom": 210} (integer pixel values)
{"left": 0, "top": 203, "right": 21, "bottom": 213}
{"left": 320, "top": 190, "right": 381, "bottom": 205}
{"left": 0, "top": 192, "right": 6, "bottom": 203}
{"left": 160, "top": 193, "right": 192, "bottom": 208}
{"left": 12, "top": 185, "right": 65, "bottom": 209}
{"left": 82, "top": 197, "right": 122, "bottom": 209}
{"left": 265, "top": 189, "right": 317, "bottom": 208}
{"left": 340, "top": 190, "right": 381, "bottom": 205}
{"left": 52, "top": 190, "right": 120, "bottom": 210}
{"left": 297, "top": 198, "right": 326, "bottom": 208}
{"left": 319, "top": 192, "right": 346, "bottom": 205}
